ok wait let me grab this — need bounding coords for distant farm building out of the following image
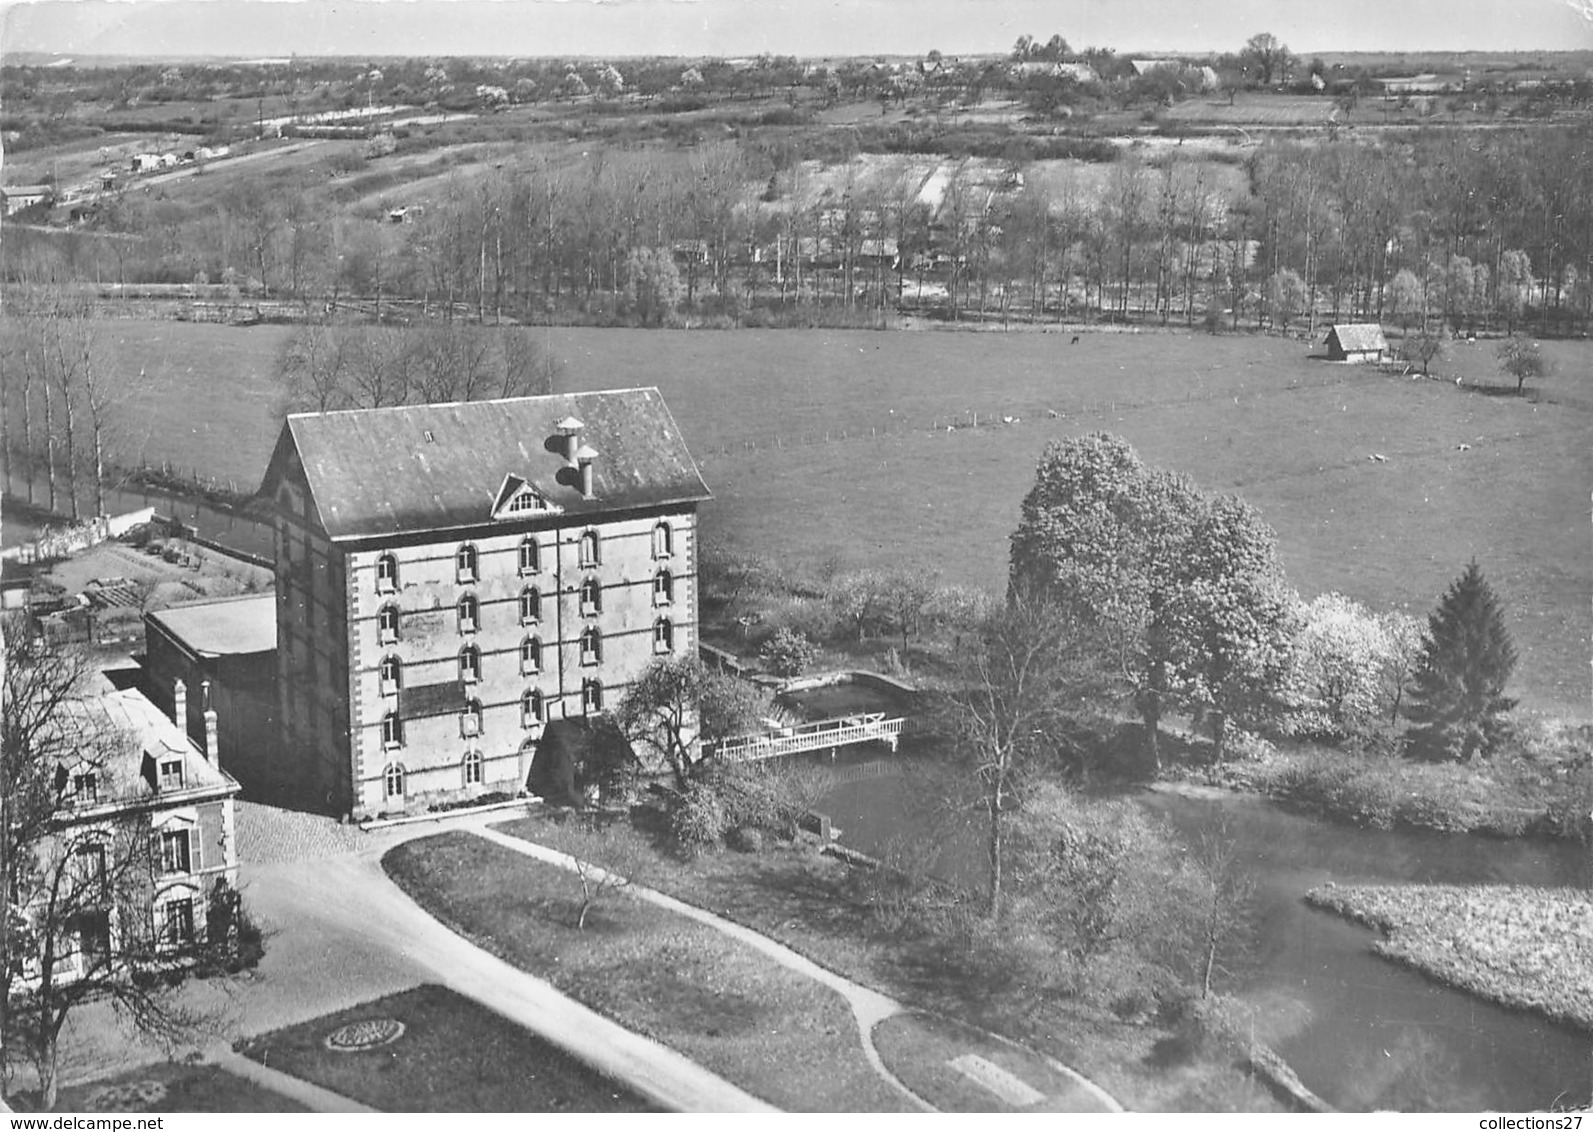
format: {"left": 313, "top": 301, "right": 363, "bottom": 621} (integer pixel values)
{"left": 1325, "top": 323, "right": 1389, "bottom": 363}
{"left": 0, "top": 185, "right": 52, "bottom": 215}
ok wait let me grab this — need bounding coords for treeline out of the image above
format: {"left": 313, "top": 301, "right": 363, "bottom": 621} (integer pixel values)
{"left": 9, "top": 125, "right": 1592, "bottom": 333}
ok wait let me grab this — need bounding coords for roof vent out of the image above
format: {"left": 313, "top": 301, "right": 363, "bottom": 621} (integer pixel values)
{"left": 555, "top": 416, "right": 585, "bottom": 464}
{"left": 575, "top": 444, "right": 599, "bottom": 500}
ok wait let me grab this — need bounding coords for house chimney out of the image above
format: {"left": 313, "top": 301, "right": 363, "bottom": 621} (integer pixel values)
{"left": 173, "top": 679, "right": 187, "bottom": 729}
{"left": 204, "top": 708, "right": 219, "bottom": 763}
{"left": 555, "top": 415, "right": 585, "bottom": 463}
{"left": 574, "top": 443, "right": 599, "bottom": 501}
{"left": 201, "top": 678, "right": 212, "bottom": 711}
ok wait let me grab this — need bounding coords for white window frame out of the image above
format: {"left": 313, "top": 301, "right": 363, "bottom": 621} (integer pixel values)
{"left": 460, "top": 645, "right": 482, "bottom": 684}
{"left": 518, "top": 537, "right": 541, "bottom": 575}
{"left": 379, "top": 604, "right": 401, "bottom": 645}
{"left": 578, "top": 529, "right": 600, "bottom": 568}
{"left": 519, "top": 587, "right": 541, "bottom": 625}
{"left": 376, "top": 553, "right": 399, "bottom": 594}
{"left": 384, "top": 762, "right": 407, "bottom": 800}
{"left": 458, "top": 592, "right": 479, "bottom": 634}
{"left": 456, "top": 543, "right": 479, "bottom": 584}
{"left": 463, "top": 749, "right": 486, "bottom": 786}
{"left": 653, "top": 617, "right": 674, "bottom": 654}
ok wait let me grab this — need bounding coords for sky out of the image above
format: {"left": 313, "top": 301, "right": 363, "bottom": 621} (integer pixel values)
{"left": 3, "top": 0, "right": 1592, "bottom": 59}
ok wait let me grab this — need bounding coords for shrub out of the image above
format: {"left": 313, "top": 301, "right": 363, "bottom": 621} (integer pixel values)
{"left": 760, "top": 627, "right": 819, "bottom": 677}
{"left": 667, "top": 780, "right": 728, "bottom": 852}
{"left": 726, "top": 825, "right": 764, "bottom": 853}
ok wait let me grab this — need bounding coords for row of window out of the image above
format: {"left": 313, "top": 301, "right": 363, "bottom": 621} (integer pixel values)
{"left": 377, "top": 570, "right": 675, "bottom": 644}
{"left": 381, "top": 680, "right": 606, "bottom": 750}
{"left": 382, "top": 749, "right": 497, "bottom": 800}
{"left": 70, "top": 825, "right": 196, "bottom": 893}
{"left": 374, "top": 523, "right": 677, "bottom": 594}
{"left": 380, "top": 617, "right": 675, "bottom": 689}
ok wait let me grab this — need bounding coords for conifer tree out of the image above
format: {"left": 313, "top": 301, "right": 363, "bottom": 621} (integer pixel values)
{"left": 1405, "top": 561, "right": 1517, "bottom": 760}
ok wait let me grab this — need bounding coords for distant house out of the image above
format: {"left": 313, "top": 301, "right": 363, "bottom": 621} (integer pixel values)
{"left": 1, "top": 185, "right": 53, "bottom": 215}
{"left": 1325, "top": 323, "right": 1389, "bottom": 363}
{"left": 130, "top": 154, "right": 160, "bottom": 173}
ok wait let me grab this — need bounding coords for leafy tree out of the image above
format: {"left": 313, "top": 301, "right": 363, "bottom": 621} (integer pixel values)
{"left": 622, "top": 247, "right": 683, "bottom": 327}
{"left": 1494, "top": 249, "right": 1535, "bottom": 335}
{"left": 880, "top": 568, "right": 937, "bottom": 655}
{"left": 830, "top": 570, "right": 889, "bottom": 642}
{"left": 1405, "top": 562, "right": 1518, "bottom": 761}
{"left": 1402, "top": 326, "right": 1444, "bottom": 376}
{"left": 759, "top": 628, "right": 818, "bottom": 677}
{"left": 614, "top": 656, "right": 767, "bottom": 788}
{"left": 1241, "top": 32, "right": 1295, "bottom": 87}
{"left": 1496, "top": 338, "right": 1549, "bottom": 395}
{"left": 1264, "top": 268, "right": 1308, "bottom": 331}
{"left": 1387, "top": 268, "right": 1425, "bottom": 332}
{"left": 1286, "top": 593, "right": 1421, "bottom": 739}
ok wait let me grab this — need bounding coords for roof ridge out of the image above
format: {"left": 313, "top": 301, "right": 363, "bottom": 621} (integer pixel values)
{"left": 285, "top": 387, "right": 662, "bottom": 422}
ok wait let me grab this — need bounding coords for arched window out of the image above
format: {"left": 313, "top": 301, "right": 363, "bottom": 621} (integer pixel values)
{"left": 653, "top": 567, "right": 674, "bottom": 606}
{"left": 581, "top": 678, "right": 603, "bottom": 714}
{"left": 579, "top": 576, "right": 602, "bottom": 616}
{"left": 383, "top": 762, "right": 406, "bottom": 799}
{"left": 376, "top": 552, "right": 399, "bottom": 593}
{"left": 580, "top": 627, "right": 602, "bottom": 666}
{"left": 460, "top": 698, "right": 483, "bottom": 738}
{"left": 459, "top": 645, "right": 482, "bottom": 684}
{"left": 653, "top": 617, "right": 674, "bottom": 654}
{"left": 381, "top": 712, "right": 404, "bottom": 748}
{"left": 457, "top": 592, "right": 480, "bottom": 634}
{"left": 519, "top": 587, "right": 541, "bottom": 625}
{"left": 378, "top": 604, "right": 401, "bottom": 644}
{"left": 521, "top": 636, "right": 543, "bottom": 675}
{"left": 379, "top": 655, "right": 403, "bottom": 695}
{"left": 578, "top": 529, "right": 600, "bottom": 567}
{"left": 518, "top": 537, "right": 540, "bottom": 575}
{"left": 653, "top": 521, "right": 673, "bottom": 559}
{"left": 522, "top": 688, "right": 544, "bottom": 727}
{"left": 456, "top": 543, "right": 479, "bottom": 584}
{"left": 463, "top": 749, "right": 485, "bottom": 786}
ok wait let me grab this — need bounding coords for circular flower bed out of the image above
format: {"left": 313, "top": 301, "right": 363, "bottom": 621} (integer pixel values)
{"left": 323, "top": 1017, "right": 406, "bottom": 1052}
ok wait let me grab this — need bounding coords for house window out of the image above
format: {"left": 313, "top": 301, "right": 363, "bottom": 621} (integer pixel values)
{"left": 653, "top": 567, "right": 674, "bottom": 606}
{"left": 581, "top": 679, "right": 603, "bottom": 714}
{"left": 378, "top": 604, "right": 401, "bottom": 644}
{"left": 159, "top": 758, "right": 185, "bottom": 791}
{"left": 580, "top": 627, "right": 602, "bottom": 666}
{"left": 463, "top": 749, "right": 485, "bottom": 786}
{"left": 72, "top": 841, "right": 108, "bottom": 891}
{"left": 519, "top": 587, "right": 541, "bottom": 625}
{"left": 507, "top": 491, "right": 538, "bottom": 514}
{"left": 461, "top": 699, "right": 483, "bottom": 738}
{"left": 382, "top": 712, "right": 404, "bottom": 749}
{"left": 379, "top": 655, "right": 403, "bottom": 696}
{"left": 521, "top": 688, "right": 544, "bottom": 727}
{"left": 456, "top": 543, "right": 479, "bottom": 584}
{"left": 72, "top": 773, "right": 98, "bottom": 804}
{"left": 520, "top": 636, "right": 542, "bottom": 675}
{"left": 654, "top": 617, "right": 675, "bottom": 654}
{"left": 518, "top": 537, "right": 540, "bottom": 575}
{"left": 460, "top": 645, "right": 482, "bottom": 684}
{"left": 162, "top": 898, "right": 196, "bottom": 948}
{"left": 579, "top": 577, "right": 602, "bottom": 616}
{"left": 384, "top": 762, "right": 406, "bottom": 800}
{"left": 578, "top": 529, "right": 600, "bottom": 567}
{"left": 458, "top": 592, "right": 480, "bottom": 634}
{"left": 376, "top": 553, "right": 399, "bottom": 593}
{"left": 653, "top": 521, "right": 673, "bottom": 559}
{"left": 160, "top": 829, "right": 192, "bottom": 875}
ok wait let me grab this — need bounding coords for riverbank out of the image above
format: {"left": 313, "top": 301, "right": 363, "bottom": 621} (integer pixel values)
{"left": 1304, "top": 883, "right": 1593, "bottom": 1034}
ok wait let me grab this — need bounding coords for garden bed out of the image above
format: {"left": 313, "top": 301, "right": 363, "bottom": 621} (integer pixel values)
{"left": 237, "top": 983, "right": 653, "bottom": 1112}
{"left": 37, "top": 1062, "right": 308, "bottom": 1114}
{"left": 1304, "top": 883, "right": 1593, "bottom": 1033}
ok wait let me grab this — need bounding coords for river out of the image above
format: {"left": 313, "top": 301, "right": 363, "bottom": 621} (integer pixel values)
{"left": 816, "top": 759, "right": 1591, "bottom": 1113}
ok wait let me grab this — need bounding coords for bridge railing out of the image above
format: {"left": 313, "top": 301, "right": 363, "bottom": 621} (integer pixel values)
{"left": 711, "top": 714, "right": 905, "bottom": 762}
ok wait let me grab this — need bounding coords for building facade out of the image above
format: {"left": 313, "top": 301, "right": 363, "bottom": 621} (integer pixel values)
{"left": 258, "top": 389, "right": 710, "bottom": 821}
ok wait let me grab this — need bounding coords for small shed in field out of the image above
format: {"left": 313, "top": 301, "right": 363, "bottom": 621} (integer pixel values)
{"left": 1324, "top": 323, "right": 1389, "bottom": 363}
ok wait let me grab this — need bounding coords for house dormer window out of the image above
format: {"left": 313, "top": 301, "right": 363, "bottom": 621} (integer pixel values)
{"left": 653, "top": 521, "right": 673, "bottom": 559}
{"left": 159, "top": 758, "right": 185, "bottom": 792}
{"left": 578, "top": 529, "right": 600, "bottom": 568}
{"left": 460, "top": 645, "right": 482, "bottom": 684}
{"left": 72, "top": 772, "right": 98, "bottom": 804}
{"left": 519, "top": 537, "right": 540, "bottom": 575}
{"left": 376, "top": 553, "right": 399, "bottom": 593}
{"left": 653, "top": 567, "right": 674, "bottom": 606}
{"left": 458, "top": 592, "right": 480, "bottom": 634}
{"left": 519, "top": 587, "right": 541, "bottom": 625}
{"left": 379, "top": 604, "right": 401, "bottom": 644}
{"left": 506, "top": 491, "right": 538, "bottom": 513}
{"left": 456, "top": 543, "right": 479, "bottom": 584}
{"left": 579, "top": 577, "right": 602, "bottom": 617}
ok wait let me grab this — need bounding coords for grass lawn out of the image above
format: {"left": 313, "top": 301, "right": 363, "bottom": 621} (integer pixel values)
{"left": 489, "top": 814, "right": 1285, "bottom": 1113}
{"left": 67, "top": 321, "right": 1592, "bottom": 716}
{"left": 41, "top": 1062, "right": 309, "bottom": 1114}
{"left": 1305, "top": 883, "right": 1593, "bottom": 1033}
{"left": 237, "top": 983, "right": 653, "bottom": 1112}
{"left": 381, "top": 831, "right": 912, "bottom": 1112}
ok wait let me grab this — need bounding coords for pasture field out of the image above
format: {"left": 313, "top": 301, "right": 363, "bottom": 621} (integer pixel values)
{"left": 82, "top": 319, "right": 1593, "bottom": 717}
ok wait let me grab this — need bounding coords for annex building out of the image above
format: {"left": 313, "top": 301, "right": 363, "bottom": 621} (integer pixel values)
{"left": 258, "top": 389, "right": 710, "bottom": 821}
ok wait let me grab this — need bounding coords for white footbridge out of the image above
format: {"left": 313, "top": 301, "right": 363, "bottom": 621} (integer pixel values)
{"left": 711, "top": 712, "right": 905, "bottom": 763}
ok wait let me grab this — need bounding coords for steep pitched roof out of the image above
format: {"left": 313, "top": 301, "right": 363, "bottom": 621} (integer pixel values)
{"left": 1326, "top": 323, "right": 1389, "bottom": 353}
{"left": 261, "top": 389, "right": 710, "bottom": 542}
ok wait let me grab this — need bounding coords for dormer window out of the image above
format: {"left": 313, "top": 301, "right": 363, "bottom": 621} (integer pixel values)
{"left": 579, "top": 577, "right": 602, "bottom": 617}
{"left": 456, "top": 543, "right": 479, "bottom": 584}
{"left": 72, "top": 772, "right": 98, "bottom": 804}
{"left": 506, "top": 492, "right": 538, "bottom": 513}
{"left": 458, "top": 593, "right": 480, "bottom": 634}
{"left": 653, "top": 522, "right": 673, "bottom": 559}
{"left": 376, "top": 553, "right": 399, "bottom": 593}
{"left": 518, "top": 537, "right": 540, "bottom": 575}
{"left": 653, "top": 567, "right": 674, "bottom": 606}
{"left": 519, "top": 587, "right": 541, "bottom": 625}
{"left": 578, "top": 530, "right": 600, "bottom": 568}
{"left": 159, "top": 758, "right": 185, "bottom": 792}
